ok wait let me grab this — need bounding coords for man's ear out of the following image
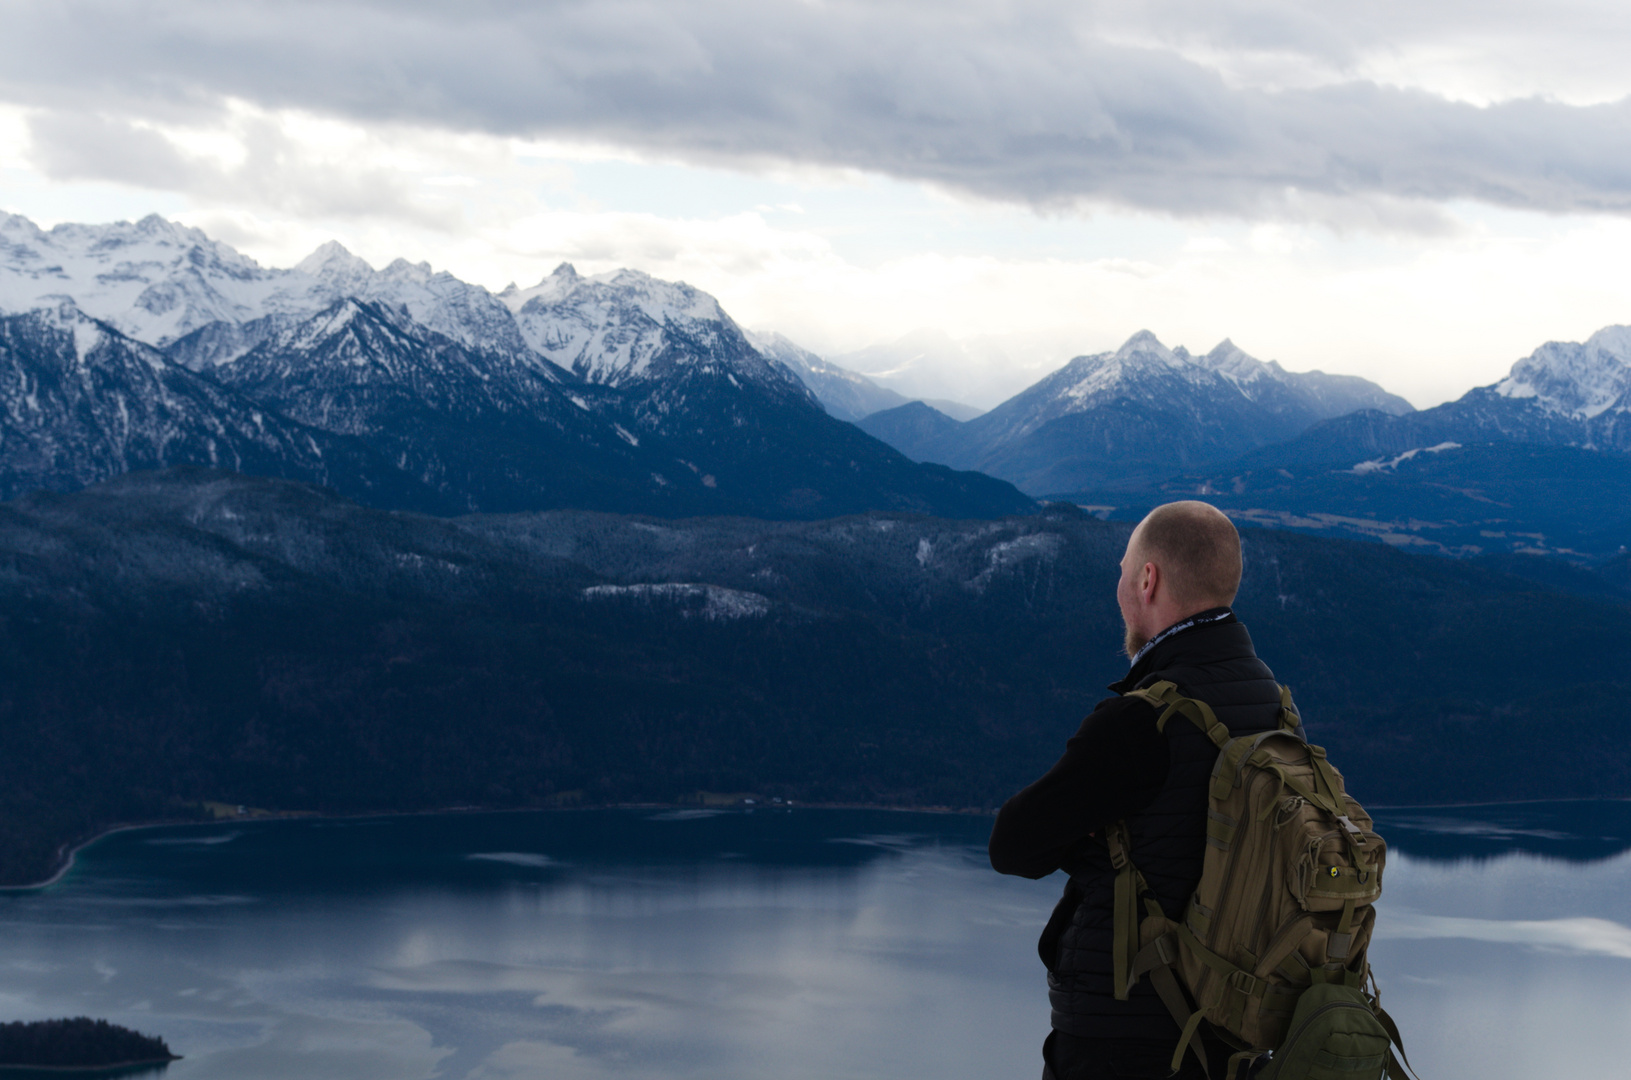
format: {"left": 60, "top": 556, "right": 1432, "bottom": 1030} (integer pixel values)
{"left": 1140, "top": 560, "right": 1159, "bottom": 604}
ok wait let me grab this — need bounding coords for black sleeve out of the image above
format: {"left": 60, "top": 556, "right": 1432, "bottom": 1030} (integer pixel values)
{"left": 987, "top": 695, "right": 1170, "bottom": 879}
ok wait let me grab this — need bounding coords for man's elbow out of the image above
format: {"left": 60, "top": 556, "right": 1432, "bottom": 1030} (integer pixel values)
{"left": 988, "top": 814, "right": 1052, "bottom": 879}
{"left": 989, "top": 848, "right": 1053, "bottom": 879}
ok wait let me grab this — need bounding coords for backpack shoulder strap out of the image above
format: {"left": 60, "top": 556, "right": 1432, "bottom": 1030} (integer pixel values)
{"left": 1277, "top": 685, "right": 1302, "bottom": 732}
{"left": 1127, "top": 680, "right": 1307, "bottom": 747}
{"left": 1123, "top": 680, "right": 1232, "bottom": 749}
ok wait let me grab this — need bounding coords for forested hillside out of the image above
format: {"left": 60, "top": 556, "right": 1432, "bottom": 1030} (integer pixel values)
{"left": 1, "top": 469, "right": 1627, "bottom": 884}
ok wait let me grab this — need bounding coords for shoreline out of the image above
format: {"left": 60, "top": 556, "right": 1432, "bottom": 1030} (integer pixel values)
{"left": 0, "top": 824, "right": 163, "bottom": 894}
{"left": 4, "top": 794, "right": 1625, "bottom": 891}
{"left": 0, "top": 800, "right": 997, "bottom": 891}
{"left": 0, "top": 1057, "right": 180, "bottom": 1073}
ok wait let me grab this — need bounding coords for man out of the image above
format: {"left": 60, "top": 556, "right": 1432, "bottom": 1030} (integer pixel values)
{"left": 989, "top": 501, "right": 1285, "bottom": 1080}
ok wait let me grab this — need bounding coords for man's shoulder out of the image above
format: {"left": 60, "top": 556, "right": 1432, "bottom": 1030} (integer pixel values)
{"left": 1089, "top": 691, "right": 1162, "bottom": 717}
{"left": 1070, "top": 692, "right": 1165, "bottom": 748}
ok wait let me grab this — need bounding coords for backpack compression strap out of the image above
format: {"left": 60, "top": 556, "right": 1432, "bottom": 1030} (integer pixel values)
{"left": 1105, "top": 821, "right": 1216, "bottom": 1080}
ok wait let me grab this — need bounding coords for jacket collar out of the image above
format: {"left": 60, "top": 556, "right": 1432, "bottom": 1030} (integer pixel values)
{"left": 1109, "top": 607, "right": 1238, "bottom": 693}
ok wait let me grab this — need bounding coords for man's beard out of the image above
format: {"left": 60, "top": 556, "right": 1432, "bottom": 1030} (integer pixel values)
{"left": 1123, "top": 622, "right": 1148, "bottom": 660}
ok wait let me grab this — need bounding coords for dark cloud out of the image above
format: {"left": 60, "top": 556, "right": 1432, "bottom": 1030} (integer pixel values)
{"left": 4, "top": 0, "right": 1631, "bottom": 221}
{"left": 25, "top": 109, "right": 459, "bottom": 227}
{"left": 28, "top": 112, "right": 198, "bottom": 189}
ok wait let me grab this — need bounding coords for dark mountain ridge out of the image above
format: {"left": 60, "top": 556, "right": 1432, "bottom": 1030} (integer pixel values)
{"left": 1068, "top": 441, "right": 1631, "bottom": 564}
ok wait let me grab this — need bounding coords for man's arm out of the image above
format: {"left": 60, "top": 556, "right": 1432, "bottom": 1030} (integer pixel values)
{"left": 988, "top": 695, "right": 1170, "bottom": 879}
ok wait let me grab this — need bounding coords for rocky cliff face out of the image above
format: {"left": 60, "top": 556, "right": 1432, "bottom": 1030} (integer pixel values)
{"left": 0, "top": 303, "right": 416, "bottom": 506}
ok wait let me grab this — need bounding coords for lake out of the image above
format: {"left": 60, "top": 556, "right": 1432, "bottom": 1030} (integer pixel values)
{"left": 2, "top": 802, "right": 1630, "bottom": 1080}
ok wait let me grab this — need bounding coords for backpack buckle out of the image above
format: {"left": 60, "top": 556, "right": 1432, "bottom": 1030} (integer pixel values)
{"left": 1105, "top": 822, "right": 1132, "bottom": 869}
{"left": 1228, "top": 969, "right": 1261, "bottom": 997}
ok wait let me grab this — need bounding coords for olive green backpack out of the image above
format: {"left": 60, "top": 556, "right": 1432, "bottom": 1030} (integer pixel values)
{"left": 1106, "top": 681, "right": 1417, "bottom": 1080}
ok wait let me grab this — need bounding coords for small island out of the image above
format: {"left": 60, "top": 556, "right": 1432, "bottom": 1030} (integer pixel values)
{"left": 0, "top": 1018, "right": 179, "bottom": 1072}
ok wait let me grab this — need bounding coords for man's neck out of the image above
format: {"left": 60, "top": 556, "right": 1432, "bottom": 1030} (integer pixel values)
{"left": 1127, "top": 607, "right": 1234, "bottom": 670}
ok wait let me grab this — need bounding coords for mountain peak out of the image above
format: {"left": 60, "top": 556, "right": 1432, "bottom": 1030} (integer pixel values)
{"left": 38, "top": 296, "right": 85, "bottom": 322}
{"left": 1494, "top": 328, "right": 1631, "bottom": 419}
{"left": 380, "top": 257, "right": 436, "bottom": 283}
{"left": 124, "top": 214, "right": 218, "bottom": 250}
{"left": 500, "top": 263, "right": 595, "bottom": 312}
{"left": 1199, "top": 338, "right": 1274, "bottom": 383}
{"left": 1113, "top": 330, "right": 1178, "bottom": 365}
{"left": 604, "top": 270, "right": 725, "bottom": 325}
{"left": 1117, "top": 329, "right": 1164, "bottom": 350}
{"left": 1584, "top": 325, "right": 1631, "bottom": 362}
{"left": 0, "top": 209, "right": 48, "bottom": 243}
{"left": 295, "top": 240, "right": 373, "bottom": 280}
{"left": 266, "top": 296, "right": 414, "bottom": 357}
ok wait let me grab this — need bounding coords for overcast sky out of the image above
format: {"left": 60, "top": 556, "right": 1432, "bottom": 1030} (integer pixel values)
{"left": 4, "top": 0, "right": 1631, "bottom": 405}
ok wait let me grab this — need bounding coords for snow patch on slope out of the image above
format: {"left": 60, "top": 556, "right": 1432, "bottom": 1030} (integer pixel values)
{"left": 581, "top": 582, "right": 771, "bottom": 619}
{"left": 1350, "top": 442, "right": 1461, "bottom": 474}
{"left": 964, "top": 532, "right": 1062, "bottom": 593}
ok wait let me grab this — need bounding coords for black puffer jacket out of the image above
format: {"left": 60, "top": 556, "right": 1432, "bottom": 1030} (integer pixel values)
{"left": 1041, "top": 617, "right": 1285, "bottom": 1039}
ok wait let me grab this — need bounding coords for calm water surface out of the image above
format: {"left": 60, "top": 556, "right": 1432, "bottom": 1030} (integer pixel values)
{"left": 2, "top": 803, "right": 1629, "bottom": 1080}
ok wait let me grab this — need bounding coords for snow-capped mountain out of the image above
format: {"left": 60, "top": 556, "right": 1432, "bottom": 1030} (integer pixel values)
{"left": 297, "top": 243, "right": 540, "bottom": 365}
{"left": 860, "top": 330, "right": 1413, "bottom": 494}
{"left": 499, "top": 264, "right": 806, "bottom": 399}
{"left": 163, "top": 311, "right": 308, "bottom": 372}
{"left": 1195, "top": 338, "right": 1413, "bottom": 418}
{"left": 494, "top": 266, "right": 1032, "bottom": 516}
{"left": 1103, "top": 330, "right": 1631, "bottom": 562}
{"left": 1265, "top": 327, "right": 1631, "bottom": 467}
{"left": 216, "top": 298, "right": 566, "bottom": 433}
{"left": 0, "top": 212, "right": 320, "bottom": 346}
{"left": 987, "top": 332, "right": 1409, "bottom": 443}
{"left": 0, "top": 211, "right": 550, "bottom": 369}
{"left": 210, "top": 298, "right": 688, "bottom": 514}
{"left": 746, "top": 330, "right": 910, "bottom": 423}
{"left": 0, "top": 214, "right": 1033, "bottom": 519}
{"left": 0, "top": 302, "right": 416, "bottom": 505}
{"left": 1494, "top": 326, "right": 1631, "bottom": 421}
{"left": 496, "top": 263, "right": 889, "bottom": 503}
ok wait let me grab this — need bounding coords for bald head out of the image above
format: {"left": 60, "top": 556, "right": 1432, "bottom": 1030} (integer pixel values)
{"left": 1129, "top": 501, "right": 1242, "bottom": 611}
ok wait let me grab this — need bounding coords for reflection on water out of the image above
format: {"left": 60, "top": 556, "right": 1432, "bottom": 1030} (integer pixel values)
{"left": 0, "top": 805, "right": 1626, "bottom": 1080}
{"left": 1374, "top": 800, "right": 1631, "bottom": 863}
